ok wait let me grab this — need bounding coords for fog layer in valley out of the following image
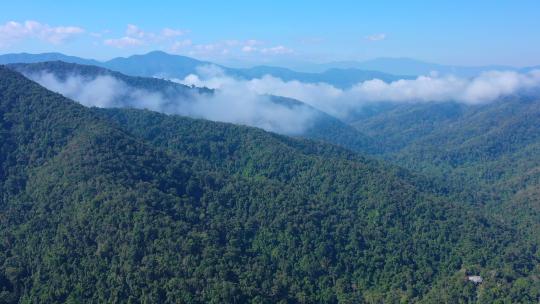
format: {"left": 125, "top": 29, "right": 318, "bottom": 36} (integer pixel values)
{"left": 178, "top": 65, "right": 540, "bottom": 119}
{"left": 25, "top": 71, "right": 318, "bottom": 135}
{"left": 24, "top": 66, "right": 540, "bottom": 134}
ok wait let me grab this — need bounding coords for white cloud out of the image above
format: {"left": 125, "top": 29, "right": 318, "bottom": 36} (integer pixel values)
{"left": 239, "top": 40, "right": 264, "bottom": 53}
{"left": 26, "top": 72, "right": 152, "bottom": 108}
{"left": 169, "top": 38, "right": 293, "bottom": 59}
{"left": 24, "top": 70, "right": 316, "bottom": 135}
{"left": 170, "top": 39, "right": 193, "bottom": 52}
{"left": 191, "top": 43, "right": 222, "bottom": 55}
{"left": 104, "top": 37, "right": 144, "bottom": 48}
{"left": 104, "top": 24, "right": 188, "bottom": 48}
{"left": 260, "top": 45, "right": 294, "bottom": 55}
{"left": 101, "top": 25, "right": 293, "bottom": 58}
{"left": 21, "top": 66, "right": 540, "bottom": 136}
{"left": 177, "top": 66, "right": 540, "bottom": 119}
{"left": 161, "top": 27, "right": 187, "bottom": 37}
{"left": 126, "top": 24, "right": 147, "bottom": 38}
{"left": 245, "top": 39, "right": 263, "bottom": 46}
{"left": 365, "top": 33, "right": 386, "bottom": 41}
{"left": 242, "top": 45, "right": 257, "bottom": 53}
{"left": 0, "top": 20, "right": 84, "bottom": 47}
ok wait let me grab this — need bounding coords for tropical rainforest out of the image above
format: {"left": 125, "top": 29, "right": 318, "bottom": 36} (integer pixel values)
{"left": 0, "top": 59, "right": 540, "bottom": 304}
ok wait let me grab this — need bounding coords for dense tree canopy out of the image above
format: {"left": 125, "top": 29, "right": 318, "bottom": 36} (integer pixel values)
{"left": 1, "top": 66, "right": 539, "bottom": 303}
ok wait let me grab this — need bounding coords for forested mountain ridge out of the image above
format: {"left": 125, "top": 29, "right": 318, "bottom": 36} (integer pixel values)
{"left": 8, "top": 61, "right": 379, "bottom": 154}
{"left": 8, "top": 60, "right": 213, "bottom": 98}
{"left": 1, "top": 66, "right": 539, "bottom": 302}
{"left": 354, "top": 97, "right": 540, "bottom": 278}
{"left": 354, "top": 96, "right": 540, "bottom": 192}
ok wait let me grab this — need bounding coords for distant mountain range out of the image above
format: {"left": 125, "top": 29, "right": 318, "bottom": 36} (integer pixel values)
{"left": 0, "top": 52, "right": 102, "bottom": 66}
{"left": 3, "top": 52, "right": 538, "bottom": 89}
{"left": 0, "top": 51, "right": 410, "bottom": 89}
{"left": 297, "top": 57, "right": 539, "bottom": 76}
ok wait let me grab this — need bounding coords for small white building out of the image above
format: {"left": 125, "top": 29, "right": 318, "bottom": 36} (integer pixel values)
{"left": 467, "top": 275, "right": 483, "bottom": 284}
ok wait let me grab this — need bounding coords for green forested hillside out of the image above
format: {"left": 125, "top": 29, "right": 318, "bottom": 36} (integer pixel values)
{"left": 354, "top": 98, "right": 540, "bottom": 291}
{"left": 354, "top": 97, "right": 540, "bottom": 219}
{"left": 1, "top": 66, "right": 539, "bottom": 303}
{"left": 8, "top": 60, "right": 213, "bottom": 99}
{"left": 354, "top": 97, "right": 540, "bottom": 189}
{"left": 352, "top": 102, "right": 468, "bottom": 153}
{"left": 8, "top": 61, "right": 378, "bottom": 155}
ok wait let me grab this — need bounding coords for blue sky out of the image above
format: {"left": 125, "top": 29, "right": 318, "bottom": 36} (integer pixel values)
{"left": 1, "top": 0, "right": 539, "bottom": 67}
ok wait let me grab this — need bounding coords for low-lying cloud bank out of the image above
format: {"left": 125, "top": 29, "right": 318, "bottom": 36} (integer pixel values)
{"left": 32, "top": 72, "right": 163, "bottom": 109}
{"left": 25, "top": 71, "right": 317, "bottom": 135}
{"left": 24, "top": 66, "right": 540, "bottom": 135}
{"left": 177, "top": 66, "right": 540, "bottom": 118}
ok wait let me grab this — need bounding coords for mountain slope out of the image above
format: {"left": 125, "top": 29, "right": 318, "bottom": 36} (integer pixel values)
{"left": 103, "top": 50, "right": 219, "bottom": 79}
{"left": 354, "top": 97, "right": 540, "bottom": 190}
{"left": 8, "top": 60, "right": 212, "bottom": 99}
{"left": 354, "top": 98, "right": 540, "bottom": 269}
{"left": 2, "top": 66, "right": 539, "bottom": 302}
{"left": 352, "top": 102, "right": 469, "bottom": 153}
{"left": 9, "top": 61, "right": 379, "bottom": 154}
{"left": 396, "top": 96, "right": 540, "bottom": 194}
